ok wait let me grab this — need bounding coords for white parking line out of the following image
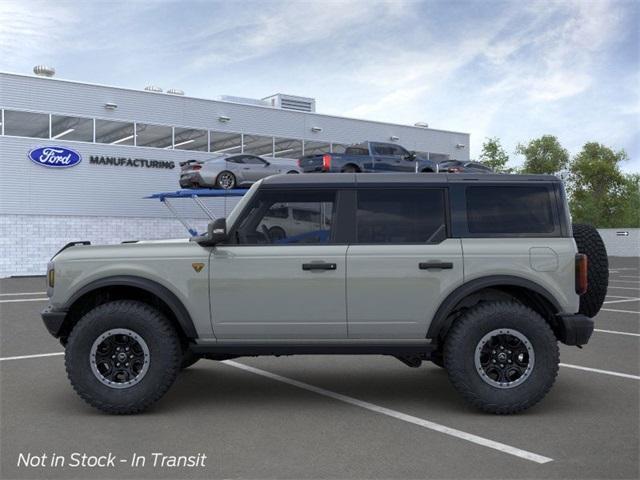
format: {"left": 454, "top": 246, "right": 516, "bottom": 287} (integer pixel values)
{"left": 606, "top": 295, "right": 635, "bottom": 299}
{"left": 601, "top": 308, "right": 640, "bottom": 315}
{"left": 0, "top": 298, "right": 48, "bottom": 304}
{"left": 223, "top": 360, "right": 553, "bottom": 464}
{"left": 560, "top": 363, "right": 640, "bottom": 380}
{"left": 594, "top": 328, "right": 640, "bottom": 337}
{"left": 617, "top": 275, "right": 640, "bottom": 279}
{"left": 0, "top": 352, "right": 64, "bottom": 362}
{"left": 603, "top": 298, "right": 640, "bottom": 305}
{"left": 0, "top": 292, "right": 47, "bottom": 296}
{"left": 606, "top": 286, "right": 640, "bottom": 291}
{"left": 609, "top": 280, "right": 640, "bottom": 285}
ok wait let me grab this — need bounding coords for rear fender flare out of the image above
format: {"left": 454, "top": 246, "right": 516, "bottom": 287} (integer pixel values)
{"left": 426, "top": 275, "right": 561, "bottom": 340}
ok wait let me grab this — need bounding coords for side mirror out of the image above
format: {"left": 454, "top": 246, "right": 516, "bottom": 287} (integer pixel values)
{"left": 208, "top": 218, "right": 228, "bottom": 244}
{"left": 405, "top": 151, "right": 417, "bottom": 161}
{"left": 264, "top": 161, "right": 271, "bottom": 166}
{"left": 195, "top": 218, "right": 227, "bottom": 246}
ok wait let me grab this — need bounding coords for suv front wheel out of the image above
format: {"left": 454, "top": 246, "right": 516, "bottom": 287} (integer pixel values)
{"left": 65, "top": 300, "right": 182, "bottom": 414}
{"left": 444, "top": 301, "right": 559, "bottom": 414}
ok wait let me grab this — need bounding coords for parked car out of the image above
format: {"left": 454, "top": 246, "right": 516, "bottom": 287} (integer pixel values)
{"left": 438, "top": 160, "right": 493, "bottom": 173}
{"left": 43, "top": 173, "right": 608, "bottom": 415}
{"left": 261, "top": 204, "right": 332, "bottom": 243}
{"left": 298, "top": 141, "right": 438, "bottom": 173}
{"left": 179, "top": 154, "right": 300, "bottom": 189}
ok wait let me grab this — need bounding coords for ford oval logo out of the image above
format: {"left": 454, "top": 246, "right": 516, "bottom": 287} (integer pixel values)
{"left": 28, "top": 146, "right": 82, "bottom": 168}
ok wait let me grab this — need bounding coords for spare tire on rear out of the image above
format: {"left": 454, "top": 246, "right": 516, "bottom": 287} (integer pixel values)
{"left": 572, "top": 223, "right": 608, "bottom": 317}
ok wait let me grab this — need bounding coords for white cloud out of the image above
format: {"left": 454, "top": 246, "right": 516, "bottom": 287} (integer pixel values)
{"left": 0, "top": 1, "right": 75, "bottom": 66}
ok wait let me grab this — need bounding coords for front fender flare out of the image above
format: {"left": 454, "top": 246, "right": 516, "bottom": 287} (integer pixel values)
{"left": 64, "top": 275, "right": 197, "bottom": 338}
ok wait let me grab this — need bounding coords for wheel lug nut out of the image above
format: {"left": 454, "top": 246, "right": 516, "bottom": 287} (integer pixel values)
{"left": 130, "top": 355, "right": 134, "bottom": 359}
{"left": 125, "top": 363, "right": 129, "bottom": 367}
{"left": 111, "top": 355, "right": 115, "bottom": 359}
{"left": 500, "top": 364, "right": 504, "bottom": 368}
{"left": 492, "top": 359, "right": 496, "bottom": 363}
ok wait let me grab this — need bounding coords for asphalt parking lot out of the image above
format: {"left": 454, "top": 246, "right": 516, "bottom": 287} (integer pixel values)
{"left": 1, "top": 257, "right": 638, "bottom": 480}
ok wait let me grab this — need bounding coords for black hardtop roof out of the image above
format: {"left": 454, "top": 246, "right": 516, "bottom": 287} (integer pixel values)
{"left": 261, "top": 173, "right": 561, "bottom": 188}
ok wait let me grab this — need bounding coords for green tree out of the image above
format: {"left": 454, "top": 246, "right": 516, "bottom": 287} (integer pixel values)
{"left": 516, "top": 135, "right": 569, "bottom": 174}
{"left": 479, "top": 137, "right": 511, "bottom": 172}
{"left": 568, "top": 142, "right": 637, "bottom": 227}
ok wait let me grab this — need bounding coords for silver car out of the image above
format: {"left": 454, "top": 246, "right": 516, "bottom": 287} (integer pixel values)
{"left": 179, "top": 154, "right": 300, "bottom": 189}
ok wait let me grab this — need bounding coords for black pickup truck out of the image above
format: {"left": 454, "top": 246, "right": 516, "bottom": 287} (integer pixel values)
{"left": 298, "top": 141, "right": 438, "bottom": 173}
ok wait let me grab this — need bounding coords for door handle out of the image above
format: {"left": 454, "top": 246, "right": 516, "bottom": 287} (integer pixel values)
{"left": 302, "top": 262, "right": 337, "bottom": 271}
{"left": 419, "top": 262, "right": 453, "bottom": 270}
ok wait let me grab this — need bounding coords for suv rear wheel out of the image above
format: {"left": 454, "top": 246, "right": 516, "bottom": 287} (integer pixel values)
{"left": 444, "top": 301, "right": 559, "bottom": 414}
{"left": 65, "top": 300, "right": 182, "bottom": 414}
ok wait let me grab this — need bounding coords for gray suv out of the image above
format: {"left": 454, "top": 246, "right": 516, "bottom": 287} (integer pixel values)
{"left": 42, "top": 173, "right": 608, "bottom": 414}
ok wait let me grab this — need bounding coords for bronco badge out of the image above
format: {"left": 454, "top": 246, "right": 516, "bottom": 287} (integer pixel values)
{"left": 192, "top": 263, "right": 205, "bottom": 273}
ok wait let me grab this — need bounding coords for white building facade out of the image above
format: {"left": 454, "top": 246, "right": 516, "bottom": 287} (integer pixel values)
{"left": 0, "top": 72, "right": 470, "bottom": 277}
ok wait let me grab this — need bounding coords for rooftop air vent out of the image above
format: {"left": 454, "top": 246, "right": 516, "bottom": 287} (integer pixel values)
{"left": 144, "top": 85, "right": 163, "bottom": 92}
{"left": 167, "top": 88, "right": 185, "bottom": 95}
{"left": 262, "top": 94, "right": 316, "bottom": 113}
{"left": 414, "top": 122, "right": 429, "bottom": 128}
{"left": 33, "top": 65, "right": 55, "bottom": 77}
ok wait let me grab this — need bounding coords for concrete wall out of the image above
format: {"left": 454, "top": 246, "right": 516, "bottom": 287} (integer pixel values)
{"left": 597, "top": 229, "right": 640, "bottom": 257}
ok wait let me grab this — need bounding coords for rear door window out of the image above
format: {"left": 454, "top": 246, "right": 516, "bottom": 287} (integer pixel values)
{"left": 466, "top": 186, "right": 556, "bottom": 234}
{"left": 356, "top": 189, "right": 447, "bottom": 244}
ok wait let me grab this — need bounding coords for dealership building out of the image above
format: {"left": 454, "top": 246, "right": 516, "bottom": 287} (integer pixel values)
{"left": 0, "top": 69, "right": 470, "bottom": 277}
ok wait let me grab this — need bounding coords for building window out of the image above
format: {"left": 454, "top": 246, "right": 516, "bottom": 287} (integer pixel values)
{"left": 51, "top": 115, "right": 93, "bottom": 142}
{"left": 95, "top": 119, "right": 135, "bottom": 145}
{"left": 243, "top": 134, "right": 274, "bottom": 156}
{"left": 210, "top": 131, "right": 242, "bottom": 154}
{"left": 3, "top": 110, "right": 49, "bottom": 138}
{"left": 173, "top": 127, "right": 208, "bottom": 151}
{"left": 135, "top": 123, "right": 173, "bottom": 148}
{"left": 303, "top": 141, "right": 331, "bottom": 156}
{"left": 331, "top": 143, "right": 348, "bottom": 154}
{"left": 273, "top": 137, "right": 303, "bottom": 159}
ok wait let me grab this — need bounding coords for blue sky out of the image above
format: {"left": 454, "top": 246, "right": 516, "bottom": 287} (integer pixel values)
{"left": 1, "top": 0, "right": 638, "bottom": 171}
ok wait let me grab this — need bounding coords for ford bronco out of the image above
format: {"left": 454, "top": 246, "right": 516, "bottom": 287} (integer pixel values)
{"left": 42, "top": 173, "right": 608, "bottom": 414}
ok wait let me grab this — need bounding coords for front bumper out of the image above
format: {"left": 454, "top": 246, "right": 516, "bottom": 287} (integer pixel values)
{"left": 556, "top": 313, "right": 594, "bottom": 346}
{"left": 41, "top": 305, "right": 68, "bottom": 338}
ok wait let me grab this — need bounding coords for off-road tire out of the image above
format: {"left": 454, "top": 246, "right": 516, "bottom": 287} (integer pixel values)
{"left": 444, "top": 301, "right": 559, "bottom": 414}
{"left": 181, "top": 350, "right": 200, "bottom": 369}
{"left": 572, "top": 223, "right": 608, "bottom": 317}
{"left": 65, "top": 300, "right": 182, "bottom": 414}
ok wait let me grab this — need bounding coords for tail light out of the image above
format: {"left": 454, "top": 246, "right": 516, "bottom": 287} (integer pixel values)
{"left": 322, "top": 154, "right": 331, "bottom": 171}
{"left": 191, "top": 165, "right": 202, "bottom": 171}
{"left": 297, "top": 158, "right": 302, "bottom": 167}
{"left": 575, "top": 253, "right": 588, "bottom": 295}
{"left": 448, "top": 167, "right": 462, "bottom": 173}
